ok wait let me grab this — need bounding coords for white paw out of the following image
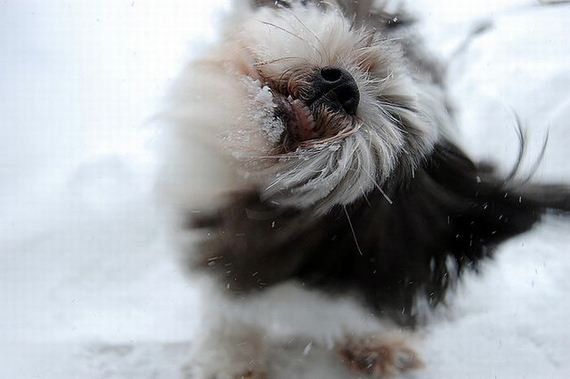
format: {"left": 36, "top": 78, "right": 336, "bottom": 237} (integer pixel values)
{"left": 187, "top": 320, "right": 267, "bottom": 379}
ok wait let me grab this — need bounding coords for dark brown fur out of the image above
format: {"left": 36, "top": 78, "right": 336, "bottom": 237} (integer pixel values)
{"left": 186, "top": 0, "right": 570, "bottom": 327}
{"left": 189, "top": 141, "right": 570, "bottom": 326}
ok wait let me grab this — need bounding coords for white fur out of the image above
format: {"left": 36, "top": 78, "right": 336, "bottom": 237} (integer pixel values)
{"left": 189, "top": 275, "right": 406, "bottom": 378}
{"left": 158, "top": 1, "right": 446, "bottom": 377}
{"left": 158, "top": 1, "right": 449, "bottom": 214}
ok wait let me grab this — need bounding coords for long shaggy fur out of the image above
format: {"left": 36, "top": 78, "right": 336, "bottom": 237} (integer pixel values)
{"left": 158, "top": 0, "right": 570, "bottom": 377}
{"left": 160, "top": 0, "right": 443, "bottom": 214}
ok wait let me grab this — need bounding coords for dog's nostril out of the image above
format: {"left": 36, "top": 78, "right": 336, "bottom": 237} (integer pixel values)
{"left": 320, "top": 67, "right": 344, "bottom": 83}
{"left": 314, "top": 66, "right": 360, "bottom": 116}
{"left": 335, "top": 86, "right": 359, "bottom": 115}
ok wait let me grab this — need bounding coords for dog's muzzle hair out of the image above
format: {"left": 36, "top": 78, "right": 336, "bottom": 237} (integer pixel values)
{"left": 273, "top": 66, "right": 360, "bottom": 142}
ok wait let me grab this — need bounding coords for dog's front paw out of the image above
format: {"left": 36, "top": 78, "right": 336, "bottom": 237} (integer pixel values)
{"left": 338, "top": 336, "right": 423, "bottom": 378}
{"left": 186, "top": 319, "right": 267, "bottom": 379}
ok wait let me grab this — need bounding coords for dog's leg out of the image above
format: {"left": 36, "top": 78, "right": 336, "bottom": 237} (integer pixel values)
{"left": 336, "top": 333, "right": 423, "bottom": 378}
{"left": 189, "top": 315, "right": 268, "bottom": 379}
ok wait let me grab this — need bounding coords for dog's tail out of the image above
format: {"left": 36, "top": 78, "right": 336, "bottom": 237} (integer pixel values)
{"left": 422, "top": 141, "right": 570, "bottom": 254}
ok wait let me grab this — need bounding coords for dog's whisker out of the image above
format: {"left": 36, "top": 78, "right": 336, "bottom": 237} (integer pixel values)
{"left": 505, "top": 113, "right": 527, "bottom": 183}
{"left": 253, "top": 56, "right": 306, "bottom": 67}
{"left": 259, "top": 20, "right": 323, "bottom": 58}
{"left": 343, "top": 205, "right": 364, "bottom": 256}
{"left": 278, "top": 4, "right": 329, "bottom": 62}
{"left": 296, "top": 122, "right": 363, "bottom": 149}
{"left": 518, "top": 129, "right": 550, "bottom": 186}
{"left": 258, "top": 20, "right": 307, "bottom": 42}
{"left": 248, "top": 154, "right": 309, "bottom": 160}
{"left": 361, "top": 166, "right": 393, "bottom": 205}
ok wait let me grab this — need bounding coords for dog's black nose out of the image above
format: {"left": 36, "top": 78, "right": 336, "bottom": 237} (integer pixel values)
{"left": 311, "top": 66, "right": 360, "bottom": 115}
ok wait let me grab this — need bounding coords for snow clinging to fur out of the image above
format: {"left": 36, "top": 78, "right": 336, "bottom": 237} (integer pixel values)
{"left": 243, "top": 77, "right": 285, "bottom": 144}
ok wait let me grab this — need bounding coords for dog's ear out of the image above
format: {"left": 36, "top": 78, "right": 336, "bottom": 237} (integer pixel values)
{"left": 335, "top": 0, "right": 415, "bottom": 29}
{"left": 248, "top": 0, "right": 413, "bottom": 29}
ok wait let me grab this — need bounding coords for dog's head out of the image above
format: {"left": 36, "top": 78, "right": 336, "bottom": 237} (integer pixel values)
{"left": 161, "top": 0, "right": 446, "bottom": 214}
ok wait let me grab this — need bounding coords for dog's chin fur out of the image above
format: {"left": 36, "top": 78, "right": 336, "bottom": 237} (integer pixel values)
{"left": 158, "top": 1, "right": 570, "bottom": 377}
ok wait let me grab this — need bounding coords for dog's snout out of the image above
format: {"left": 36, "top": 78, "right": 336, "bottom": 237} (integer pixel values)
{"left": 312, "top": 66, "right": 360, "bottom": 115}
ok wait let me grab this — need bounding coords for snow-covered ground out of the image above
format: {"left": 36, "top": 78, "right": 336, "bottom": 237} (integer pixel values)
{"left": 1, "top": 1, "right": 569, "bottom": 378}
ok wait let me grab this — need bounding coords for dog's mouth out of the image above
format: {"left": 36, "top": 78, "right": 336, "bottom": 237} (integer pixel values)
{"left": 273, "top": 94, "right": 319, "bottom": 143}
{"left": 257, "top": 66, "right": 362, "bottom": 151}
{"left": 270, "top": 90, "right": 362, "bottom": 153}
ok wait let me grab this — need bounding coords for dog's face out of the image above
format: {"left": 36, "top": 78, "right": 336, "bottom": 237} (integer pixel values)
{"left": 162, "top": 1, "right": 440, "bottom": 214}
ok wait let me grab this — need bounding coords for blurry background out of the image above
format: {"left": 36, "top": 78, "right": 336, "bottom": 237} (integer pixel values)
{"left": 1, "top": 1, "right": 569, "bottom": 378}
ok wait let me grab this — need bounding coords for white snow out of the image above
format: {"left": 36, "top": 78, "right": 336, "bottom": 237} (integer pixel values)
{"left": 2, "top": 1, "right": 570, "bottom": 378}
{"left": 243, "top": 77, "right": 285, "bottom": 144}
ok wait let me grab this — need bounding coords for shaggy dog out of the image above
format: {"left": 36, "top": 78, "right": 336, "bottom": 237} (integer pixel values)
{"left": 158, "top": 1, "right": 570, "bottom": 377}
